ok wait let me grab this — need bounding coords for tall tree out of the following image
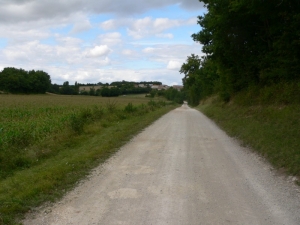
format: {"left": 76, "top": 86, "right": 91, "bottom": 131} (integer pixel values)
{"left": 0, "top": 67, "right": 50, "bottom": 94}
{"left": 180, "top": 54, "right": 218, "bottom": 105}
{"left": 191, "top": 0, "right": 300, "bottom": 100}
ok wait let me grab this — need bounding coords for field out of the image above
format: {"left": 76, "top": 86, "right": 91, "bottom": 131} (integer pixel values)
{"left": 0, "top": 94, "right": 152, "bottom": 178}
{"left": 0, "top": 94, "right": 177, "bottom": 224}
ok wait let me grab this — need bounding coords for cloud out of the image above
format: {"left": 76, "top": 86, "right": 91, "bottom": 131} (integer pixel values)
{"left": 0, "top": 0, "right": 205, "bottom": 86}
{"left": 98, "top": 32, "right": 122, "bottom": 45}
{"left": 143, "top": 47, "right": 156, "bottom": 53}
{"left": 0, "top": 0, "right": 204, "bottom": 24}
{"left": 140, "top": 43, "right": 204, "bottom": 71}
{"left": 86, "top": 45, "right": 112, "bottom": 58}
{"left": 71, "top": 19, "right": 92, "bottom": 34}
{"left": 167, "top": 60, "right": 182, "bottom": 70}
{"left": 101, "top": 17, "right": 197, "bottom": 39}
{"left": 122, "top": 49, "right": 136, "bottom": 56}
{"left": 156, "top": 33, "right": 173, "bottom": 39}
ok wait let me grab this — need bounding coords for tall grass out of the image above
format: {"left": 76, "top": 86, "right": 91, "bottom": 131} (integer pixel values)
{"left": 198, "top": 82, "right": 300, "bottom": 179}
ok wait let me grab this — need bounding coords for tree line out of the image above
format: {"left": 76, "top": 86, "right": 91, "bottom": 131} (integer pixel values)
{"left": 0, "top": 67, "right": 162, "bottom": 97}
{"left": 0, "top": 67, "right": 51, "bottom": 94}
{"left": 181, "top": 0, "right": 300, "bottom": 105}
{"left": 0, "top": 67, "right": 184, "bottom": 103}
{"left": 52, "top": 80, "right": 155, "bottom": 97}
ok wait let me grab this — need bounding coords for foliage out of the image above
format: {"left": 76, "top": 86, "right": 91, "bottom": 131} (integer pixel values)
{"left": 164, "top": 88, "right": 185, "bottom": 104}
{"left": 101, "top": 87, "right": 120, "bottom": 97}
{"left": 182, "top": 0, "right": 300, "bottom": 103}
{"left": 198, "top": 95, "right": 300, "bottom": 177}
{"left": 0, "top": 67, "right": 51, "bottom": 94}
{"left": 124, "top": 103, "right": 136, "bottom": 113}
{"left": 180, "top": 55, "right": 218, "bottom": 105}
{"left": 147, "top": 88, "right": 185, "bottom": 104}
{"left": 59, "top": 81, "right": 79, "bottom": 95}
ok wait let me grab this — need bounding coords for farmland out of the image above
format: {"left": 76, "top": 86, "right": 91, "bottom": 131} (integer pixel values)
{"left": 0, "top": 94, "right": 177, "bottom": 224}
{"left": 0, "top": 94, "right": 152, "bottom": 178}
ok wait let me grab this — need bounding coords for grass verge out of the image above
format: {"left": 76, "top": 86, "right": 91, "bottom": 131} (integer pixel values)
{"left": 0, "top": 101, "right": 178, "bottom": 225}
{"left": 197, "top": 96, "right": 300, "bottom": 180}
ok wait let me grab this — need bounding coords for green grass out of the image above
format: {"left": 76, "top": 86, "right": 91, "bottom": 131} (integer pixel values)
{"left": 0, "top": 94, "right": 178, "bottom": 225}
{"left": 197, "top": 94, "right": 300, "bottom": 179}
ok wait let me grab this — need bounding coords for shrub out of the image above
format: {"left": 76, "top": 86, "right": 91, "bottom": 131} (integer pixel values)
{"left": 69, "top": 113, "right": 85, "bottom": 134}
{"left": 124, "top": 103, "right": 136, "bottom": 113}
{"left": 105, "top": 100, "right": 117, "bottom": 113}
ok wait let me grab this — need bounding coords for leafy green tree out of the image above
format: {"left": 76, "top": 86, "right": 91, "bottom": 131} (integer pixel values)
{"left": 164, "top": 87, "right": 185, "bottom": 104}
{"left": 74, "top": 81, "right": 79, "bottom": 94}
{"left": 48, "top": 83, "right": 60, "bottom": 94}
{"left": 60, "top": 81, "right": 74, "bottom": 95}
{"left": 191, "top": 0, "right": 300, "bottom": 100}
{"left": 95, "top": 89, "right": 101, "bottom": 96}
{"left": 0, "top": 67, "right": 51, "bottom": 94}
{"left": 28, "top": 70, "right": 51, "bottom": 93}
{"left": 180, "top": 54, "right": 202, "bottom": 105}
{"left": 180, "top": 54, "right": 218, "bottom": 105}
{"left": 89, "top": 87, "right": 95, "bottom": 96}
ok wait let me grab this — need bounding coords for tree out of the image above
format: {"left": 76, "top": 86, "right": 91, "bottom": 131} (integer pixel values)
{"left": 74, "top": 81, "right": 79, "bottom": 94}
{"left": 48, "top": 83, "right": 60, "bottom": 94}
{"left": 191, "top": 0, "right": 300, "bottom": 100}
{"left": 0, "top": 67, "right": 51, "bottom": 94}
{"left": 180, "top": 54, "right": 218, "bottom": 105}
{"left": 89, "top": 87, "right": 95, "bottom": 96}
{"left": 28, "top": 70, "right": 51, "bottom": 93}
{"left": 60, "top": 81, "right": 74, "bottom": 95}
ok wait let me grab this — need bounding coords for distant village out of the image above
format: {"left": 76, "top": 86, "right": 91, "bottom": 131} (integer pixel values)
{"left": 78, "top": 82, "right": 183, "bottom": 94}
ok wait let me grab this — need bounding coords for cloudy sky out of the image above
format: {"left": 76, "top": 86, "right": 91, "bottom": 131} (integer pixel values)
{"left": 0, "top": 0, "right": 205, "bottom": 85}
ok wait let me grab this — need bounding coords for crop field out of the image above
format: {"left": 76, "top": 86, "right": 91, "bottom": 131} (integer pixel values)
{"left": 0, "top": 94, "right": 176, "bottom": 224}
{"left": 0, "top": 94, "right": 163, "bottom": 179}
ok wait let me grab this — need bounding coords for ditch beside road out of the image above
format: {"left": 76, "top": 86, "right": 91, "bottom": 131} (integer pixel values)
{"left": 24, "top": 103, "right": 300, "bottom": 225}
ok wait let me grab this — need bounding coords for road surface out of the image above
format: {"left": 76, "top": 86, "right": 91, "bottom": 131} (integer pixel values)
{"left": 24, "top": 103, "right": 300, "bottom": 225}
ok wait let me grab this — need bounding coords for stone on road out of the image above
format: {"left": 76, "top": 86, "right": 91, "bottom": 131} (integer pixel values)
{"left": 23, "top": 104, "right": 300, "bottom": 225}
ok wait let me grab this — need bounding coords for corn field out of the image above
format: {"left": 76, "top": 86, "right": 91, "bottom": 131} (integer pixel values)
{"left": 0, "top": 94, "right": 168, "bottom": 179}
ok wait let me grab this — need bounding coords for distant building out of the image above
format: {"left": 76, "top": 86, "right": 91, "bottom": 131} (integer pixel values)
{"left": 79, "top": 85, "right": 102, "bottom": 93}
{"left": 173, "top": 85, "right": 183, "bottom": 91}
{"left": 151, "top": 85, "right": 169, "bottom": 90}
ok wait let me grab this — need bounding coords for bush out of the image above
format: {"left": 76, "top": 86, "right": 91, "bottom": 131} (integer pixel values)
{"left": 70, "top": 113, "right": 85, "bottom": 134}
{"left": 105, "top": 100, "right": 117, "bottom": 113}
{"left": 124, "top": 103, "right": 136, "bottom": 113}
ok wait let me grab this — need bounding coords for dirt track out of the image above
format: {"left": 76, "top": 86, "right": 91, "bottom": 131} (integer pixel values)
{"left": 24, "top": 103, "right": 300, "bottom": 225}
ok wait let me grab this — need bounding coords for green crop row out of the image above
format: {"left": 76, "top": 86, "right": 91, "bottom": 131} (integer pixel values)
{"left": 0, "top": 94, "right": 169, "bottom": 179}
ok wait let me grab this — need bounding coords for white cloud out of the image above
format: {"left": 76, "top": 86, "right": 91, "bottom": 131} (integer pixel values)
{"left": 122, "top": 49, "right": 136, "bottom": 56}
{"left": 0, "top": 1, "right": 205, "bottom": 86}
{"left": 0, "top": 1, "right": 204, "bottom": 24}
{"left": 100, "top": 19, "right": 121, "bottom": 30}
{"left": 86, "top": 45, "right": 112, "bottom": 58}
{"left": 167, "top": 60, "right": 182, "bottom": 70}
{"left": 71, "top": 19, "right": 92, "bottom": 34}
{"left": 156, "top": 33, "right": 173, "bottom": 39}
{"left": 98, "top": 32, "right": 122, "bottom": 45}
{"left": 143, "top": 47, "right": 156, "bottom": 53}
{"left": 101, "top": 17, "right": 196, "bottom": 39}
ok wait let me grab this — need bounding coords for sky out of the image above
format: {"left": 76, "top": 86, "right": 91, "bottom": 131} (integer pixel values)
{"left": 0, "top": 0, "right": 206, "bottom": 85}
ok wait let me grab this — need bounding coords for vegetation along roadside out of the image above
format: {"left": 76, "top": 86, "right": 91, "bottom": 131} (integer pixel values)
{"left": 179, "top": 1, "right": 300, "bottom": 183}
{"left": 0, "top": 94, "right": 178, "bottom": 225}
{"left": 196, "top": 85, "right": 300, "bottom": 183}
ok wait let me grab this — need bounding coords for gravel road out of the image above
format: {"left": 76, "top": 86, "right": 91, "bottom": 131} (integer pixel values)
{"left": 23, "top": 103, "right": 300, "bottom": 225}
